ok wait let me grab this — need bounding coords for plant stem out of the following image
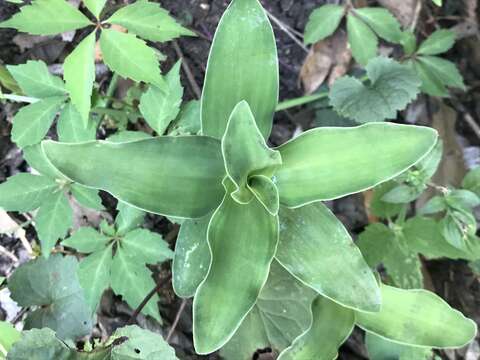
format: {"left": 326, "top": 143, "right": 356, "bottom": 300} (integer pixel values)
{"left": 276, "top": 91, "right": 328, "bottom": 112}
{"left": 166, "top": 299, "right": 187, "bottom": 342}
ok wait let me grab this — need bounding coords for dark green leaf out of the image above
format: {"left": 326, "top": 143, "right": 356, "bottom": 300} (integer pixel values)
{"left": 347, "top": 14, "right": 378, "bottom": 66}
{"left": 418, "top": 56, "right": 465, "bottom": 90}
{"left": 304, "top": 5, "right": 345, "bottom": 44}
{"left": 418, "top": 29, "right": 455, "bottom": 55}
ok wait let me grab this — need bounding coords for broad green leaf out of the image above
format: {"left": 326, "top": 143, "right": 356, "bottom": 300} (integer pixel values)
{"left": 221, "top": 262, "right": 316, "bottom": 359}
{"left": 12, "top": 96, "right": 65, "bottom": 148}
{"left": 366, "top": 333, "right": 434, "bottom": 360}
{"left": 111, "top": 246, "right": 161, "bottom": 322}
{"left": 172, "top": 213, "right": 211, "bottom": 298}
{"left": 275, "top": 123, "right": 437, "bottom": 207}
{"left": 115, "top": 201, "right": 145, "bottom": 235}
{"left": 418, "top": 29, "right": 455, "bottom": 55}
{"left": 0, "top": 0, "right": 91, "bottom": 35}
{"left": 35, "top": 191, "right": 73, "bottom": 256}
{"left": 105, "top": 0, "right": 195, "bottom": 42}
{"left": 304, "top": 5, "right": 345, "bottom": 44}
{"left": 64, "top": 31, "right": 96, "bottom": 126}
{"left": 347, "top": 14, "right": 378, "bottom": 66}
{"left": 121, "top": 228, "right": 173, "bottom": 264}
{"left": 57, "top": 103, "right": 97, "bottom": 142}
{"left": 169, "top": 100, "right": 201, "bottom": 136}
{"left": 100, "top": 29, "right": 165, "bottom": 87}
{"left": 0, "top": 173, "right": 57, "bottom": 212}
{"left": 201, "top": 0, "right": 278, "bottom": 139}
{"left": 276, "top": 202, "right": 380, "bottom": 312}
{"left": 382, "top": 184, "right": 421, "bottom": 204}
{"left": 139, "top": 61, "right": 183, "bottom": 135}
{"left": 107, "top": 130, "right": 152, "bottom": 143}
{"left": 42, "top": 136, "right": 225, "bottom": 218}
{"left": 329, "top": 57, "right": 420, "bottom": 123}
{"left": 355, "top": 283, "right": 477, "bottom": 348}
{"left": 78, "top": 244, "right": 112, "bottom": 313}
{"left": 418, "top": 56, "right": 465, "bottom": 90}
{"left": 412, "top": 59, "right": 448, "bottom": 97}
{"left": 355, "top": 7, "right": 403, "bottom": 43}
{"left": 23, "top": 144, "right": 67, "bottom": 180}
{"left": 71, "top": 183, "right": 104, "bottom": 210}
{"left": 0, "top": 321, "right": 20, "bottom": 357}
{"left": 62, "top": 226, "right": 110, "bottom": 253}
{"left": 84, "top": 0, "right": 107, "bottom": 19}
{"left": 249, "top": 175, "right": 280, "bottom": 216}
{"left": 193, "top": 193, "right": 279, "bottom": 354}
{"left": 6, "top": 328, "right": 71, "bottom": 360}
{"left": 463, "top": 167, "right": 480, "bottom": 196}
{"left": 447, "top": 189, "right": 480, "bottom": 209}
{"left": 222, "top": 101, "right": 281, "bottom": 204}
{"left": 8, "top": 255, "right": 92, "bottom": 340}
{"left": 278, "top": 296, "right": 354, "bottom": 360}
{"left": 7, "top": 60, "right": 66, "bottom": 98}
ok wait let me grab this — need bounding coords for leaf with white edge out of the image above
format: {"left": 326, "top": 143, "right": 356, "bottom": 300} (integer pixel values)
{"left": 139, "top": 61, "right": 183, "bottom": 135}
{"left": 304, "top": 5, "right": 345, "bottom": 44}
{"left": 105, "top": 0, "right": 195, "bottom": 42}
{"left": 12, "top": 96, "right": 65, "bottom": 148}
{"left": 115, "top": 201, "right": 145, "bottom": 236}
{"left": 355, "top": 283, "right": 477, "bottom": 348}
{"left": 111, "top": 246, "right": 161, "bottom": 322}
{"left": 62, "top": 226, "right": 110, "bottom": 253}
{"left": 84, "top": 0, "right": 107, "bottom": 19}
{"left": 100, "top": 29, "right": 165, "bottom": 87}
{"left": 275, "top": 123, "right": 437, "bottom": 208}
{"left": 8, "top": 255, "right": 92, "bottom": 340}
{"left": 71, "top": 183, "right": 104, "bottom": 210}
{"left": 57, "top": 103, "right": 97, "bottom": 142}
{"left": 366, "top": 333, "right": 434, "bottom": 360}
{"left": 329, "top": 57, "right": 420, "bottom": 123}
{"left": 193, "top": 190, "right": 278, "bottom": 354}
{"left": 347, "top": 14, "right": 378, "bottom": 66}
{"left": 78, "top": 244, "right": 112, "bottom": 313}
{"left": 106, "top": 130, "right": 152, "bottom": 143}
{"left": 276, "top": 202, "right": 380, "bottom": 312}
{"left": 42, "top": 136, "right": 225, "bottom": 218}
{"left": 121, "top": 228, "right": 173, "bottom": 264}
{"left": 417, "top": 56, "right": 465, "bottom": 90}
{"left": 411, "top": 59, "right": 448, "bottom": 97}
{"left": 221, "top": 261, "right": 316, "bottom": 359}
{"left": 222, "top": 101, "right": 282, "bottom": 204}
{"left": 201, "top": 0, "right": 278, "bottom": 139}
{"left": 7, "top": 60, "right": 66, "bottom": 98}
{"left": 173, "top": 213, "right": 211, "bottom": 298}
{"left": 64, "top": 31, "right": 96, "bottom": 126}
{"left": 0, "top": 0, "right": 92, "bottom": 35}
{"left": 278, "top": 296, "right": 354, "bottom": 360}
{"left": 418, "top": 29, "right": 455, "bottom": 55}
{"left": 249, "top": 175, "right": 280, "bottom": 216}
{"left": 0, "top": 173, "right": 57, "bottom": 212}
{"left": 0, "top": 321, "right": 20, "bottom": 356}
{"left": 23, "top": 144, "right": 66, "bottom": 180}
{"left": 354, "top": 7, "right": 403, "bottom": 43}
{"left": 35, "top": 191, "right": 73, "bottom": 257}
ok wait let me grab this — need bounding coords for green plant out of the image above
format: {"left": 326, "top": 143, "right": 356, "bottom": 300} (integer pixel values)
{"left": 34, "top": 0, "right": 478, "bottom": 357}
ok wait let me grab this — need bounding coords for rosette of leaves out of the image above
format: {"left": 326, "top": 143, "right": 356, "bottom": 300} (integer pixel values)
{"left": 0, "top": 0, "right": 194, "bottom": 125}
{"left": 40, "top": 0, "right": 476, "bottom": 357}
{"left": 62, "top": 202, "right": 173, "bottom": 321}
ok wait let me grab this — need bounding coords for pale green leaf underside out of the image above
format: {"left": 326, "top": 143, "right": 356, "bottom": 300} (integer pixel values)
{"left": 193, "top": 194, "right": 278, "bottom": 354}
{"left": 277, "top": 202, "right": 380, "bottom": 312}
{"left": 275, "top": 123, "right": 437, "bottom": 208}
{"left": 42, "top": 137, "right": 225, "bottom": 218}
{"left": 304, "top": 4, "right": 344, "bottom": 44}
{"left": 201, "top": 0, "right": 278, "bottom": 139}
{"left": 355, "top": 284, "right": 477, "bottom": 348}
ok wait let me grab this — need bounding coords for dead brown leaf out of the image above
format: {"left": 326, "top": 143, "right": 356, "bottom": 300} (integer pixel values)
{"left": 299, "top": 30, "right": 351, "bottom": 94}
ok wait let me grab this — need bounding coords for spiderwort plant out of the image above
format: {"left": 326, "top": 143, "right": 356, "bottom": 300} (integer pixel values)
{"left": 42, "top": 0, "right": 476, "bottom": 356}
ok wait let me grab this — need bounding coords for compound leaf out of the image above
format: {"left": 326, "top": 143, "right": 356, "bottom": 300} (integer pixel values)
{"left": 115, "top": 202, "right": 145, "bottom": 236}
{"left": 304, "top": 5, "right": 345, "bottom": 44}
{"left": 417, "top": 29, "right": 455, "bottom": 55}
{"left": 354, "top": 7, "right": 402, "bottom": 43}
{"left": 417, "top": 56, "right": 465, "bottom": 90}
{"left": 71, "top": 183, "right": 104, "bottom": 210}
{"left": 411, "top": 59, "right": 448, "bottom": 97}
{"left": 347, "top": 14, "right": 378, "bottom": 66}
{"left": 62, "top": 226, "right": 110, "bottom": 253}
{"left": 121, "top": 228, "right": 173, "bottom": 264}
{"left": 57, "top": 103, "right": 97, "bottom": 143}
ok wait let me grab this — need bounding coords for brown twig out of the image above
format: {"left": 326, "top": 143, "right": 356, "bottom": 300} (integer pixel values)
{"left": 265, "top": 10, "right": 309, "bottom": 53}
{"left": 166, "top": 299, "right": 187, "bottom": 343}
{"left": 127, "top": 277, "right": 166, "bottom": 325}
{"left": 172, "top": 40, "right": 202, "bottom": 100}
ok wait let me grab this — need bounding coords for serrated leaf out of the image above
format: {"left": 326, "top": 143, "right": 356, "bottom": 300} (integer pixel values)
{"left": 121, "top": 228, "right": 173, "bottom": 264}
{"left": 329, "top": 57, "right": 420, "bottom": 122}
{"left": 7, "top": 60, "right": 66, "bottom": 98}
{"left": 304, "top": 5, "right": 345, "bottom": 44}
{"left": 100, "top": 29, "right": 165, "bottom": 87}
{"left": 354, "top": 7, "right": 403, "bottom": 43}
{"left": 105, "top": 0, "right": 195, "bottom": 42}
{"left": 0, "top": 173, "right": 57, "bottom": 212}
{"left": 35, "top": 191, "right": 73, "bottom": 256}
{"left": 57, "top": 103, "right": 96, "bottom": 142}
{"left": 411, "top": 59, "right": 448, "bottom": 97}
{"left": 168, "top": 100, "right": 201, "bottom": 135}
{"left": 0, "top": 0, "right": 92, "bottom": 35}
{"left": 418, "top": 29, "right": 455, "bottom": 55}
{"left": 347, "top": 14, "right": 378, "bottom": 66}
{"left": 417, "top": 56, "right": 465, "bottom": 90}
{"left": 111, "top": 246, "right": 161, "bottom": 322}
{"left": 71, "top": 183, "right": 104, "bottom": 210}
{"left": 115, "top": 201, "right": 145, "bottom": 236}
{"left": 23, "top": 144, "right": 67, "bottom": 180}
{"left": 8, "top": 255, "right": 92, "bottom": 340}
{"left": 64, "top": 31, "right": 96, "bottom": 126}
{"left": 11, "top": 96, "right": 65, "bottom": 148}
{"left": 62, "top": 226, "right": 110, "bottom": 253}
{"left": 139, "top": 61, "right": 183, "bottom": 135}
{"left": 84, "top": 0, "right": 107, "bottom": 19}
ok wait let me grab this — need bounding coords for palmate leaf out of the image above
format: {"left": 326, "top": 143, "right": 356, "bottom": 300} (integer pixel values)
{"left": 193, "top": 191, "right": 279, "bottom": 354}
{"left": 105, "top": 0, "right": 195, "bottom": 42}
{"left": 70, "top": 183, "right": 104, "bottom": 210}
{"left": 304, "top": 4, "right": 345, "bottom": 44}
{"left": 201, "top": 0, "right": 278, "bottom": 139}
{"left": 0, "top": 0, "right": 92, "bottom": 35}
{"left": 277, "top": 203, "right": 380, "bottom": 312}
{"left": 354, "top": 8, "right": 403, "bottom": 44}
{"left": 42, "top": 136, "right": 226, "bottom": 218}
{"left": 274, "top": 123, "right": 437, "bottom": 207}
{"left": 329, "top": 57, "right": 420, "bottom": 123}
{"left": 115, "top": 201, "right": 145, "bottom": 235}
{"left": 63, "top": 226, "right": 110, "bottom": 253}
{"left": 83, "top": 0, "right": 107, "bottom": 19}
